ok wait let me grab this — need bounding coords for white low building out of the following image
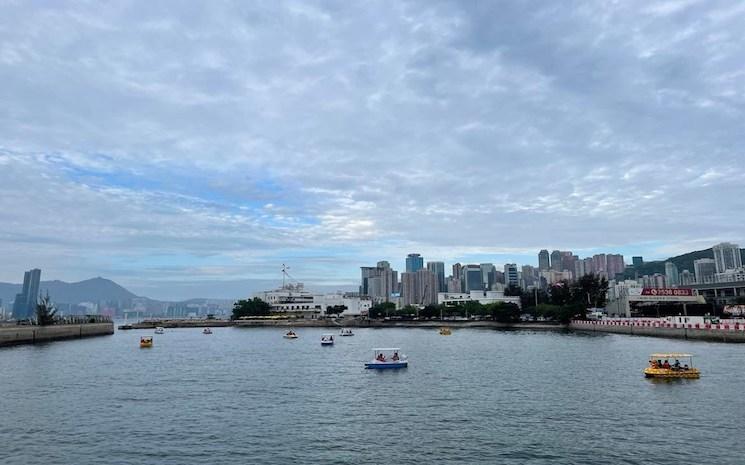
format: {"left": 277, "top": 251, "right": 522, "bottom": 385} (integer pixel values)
{"left": 255, "top": 283, "right": 372, "bottom": 317}
{"left": 316, "top": 293, "right": 372, "bottom": 316}
{"left": 437, "top": 290, "right": 521, "bottom": 308}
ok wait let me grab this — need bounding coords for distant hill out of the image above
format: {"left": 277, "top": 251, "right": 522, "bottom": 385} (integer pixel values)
{"left": 0, "top": 277, "right": 138, "bottom": 306}
{"left": 623, "top": 248, "right": 745, "bottom": 279}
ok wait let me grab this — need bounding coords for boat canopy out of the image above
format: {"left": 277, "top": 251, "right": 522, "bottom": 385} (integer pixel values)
{"left": 373, "top": 348, "right": 400, "bottom": 352}
{"left": 649, "top": 353, "right": 693, "bottom": 358}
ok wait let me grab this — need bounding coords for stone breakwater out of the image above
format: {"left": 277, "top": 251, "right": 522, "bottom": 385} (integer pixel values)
{"left": 0, "top": 323, "right": 115, "bottom": 347}
{"left": 570, "top": 319, "right": 745, "bottom": 343}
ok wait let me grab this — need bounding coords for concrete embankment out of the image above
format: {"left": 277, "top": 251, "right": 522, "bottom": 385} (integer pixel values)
{"left": 123, "top": 320, "right": 233, "bottom": 329}
{"left": 570, "top": 320, "right": 745, "bottom": 343}
{"left": 0, "top": 323, "right": 115, "bottom": 347}
{"left": 233, "top": 319, "right": 564, "bottom": 330}
{"left": 124, "top": 318, "right": 564, "bottom": 331}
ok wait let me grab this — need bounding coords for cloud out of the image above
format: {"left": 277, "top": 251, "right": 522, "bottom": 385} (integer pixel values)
{"left": 1, "top": 1, "right": 744, "bottom": 296}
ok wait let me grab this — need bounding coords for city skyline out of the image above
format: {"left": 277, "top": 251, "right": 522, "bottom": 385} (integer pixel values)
{"left": 2, "top": 1, "right": 745, "bottom": 298}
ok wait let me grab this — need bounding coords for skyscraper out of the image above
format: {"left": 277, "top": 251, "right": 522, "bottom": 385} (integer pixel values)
{"left": 694, "top": 258, "right": 716, "bottom": 284}
{"left": 480, "top": 263, "right": 496, "bottom": 290}
{"left": 417, "top": 268, "right": 438, "bottom": 305}
{"left": 538, "top": 250, "right": 550, "bottom": 271}
{"left": 360, "top": 262, "right": 397, "bottom": 302}
{"left": 12, "top": 268, "right": 41, "bottom": 320}
{"left": 400, "top": 272, "right": 418, "bottom": 306}
{"left": 632, "top": 256, "right": 644, "bottom": 267}
{"left": 712, "top": 242, "right": 742, "bottom": 273}
{"left": 463, "top": 265, "right": 483, "bottom": 292}
{"left": 550, "top": 250, "right": 562, "bottom": 271}
{"left": 592, "top": 254, "right": 607, "bottom": 275}
{"left": 406, "top": 253, "right": 424, "bottom": 273}
{"left": 426, "top": 261, "right": 445, "bottom": 292}
{"left": 665, "top": 262, "right": 679, "bottom": 287}
{"left": 400, "top": 269, "right": 437, "bottom": 306}
{"left": 504, "top": 264, "right": 519, "bottom": 288}
{"left": 606, "top": 254, "right": 626, "bottom": 278}
{"left": 452, "top": 263, "right": 463, "bottom": 281}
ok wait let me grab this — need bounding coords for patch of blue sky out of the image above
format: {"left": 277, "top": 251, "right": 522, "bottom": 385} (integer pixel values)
{"left": 53, "top": 155, "right": 320, "bottom": 223}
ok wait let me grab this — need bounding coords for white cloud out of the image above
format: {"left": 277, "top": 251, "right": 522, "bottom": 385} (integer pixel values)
{"left": 0, "top": 1, "right": 744, "bottom": 295}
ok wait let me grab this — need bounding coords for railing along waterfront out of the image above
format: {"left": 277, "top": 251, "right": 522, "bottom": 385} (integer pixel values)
{"left": 572, "top": 318, "right": 745, "bottom": 331}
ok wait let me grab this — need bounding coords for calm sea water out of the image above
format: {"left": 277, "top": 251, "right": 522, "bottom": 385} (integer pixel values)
{"left": 2, "top": 327, "right": 745, "bottom": 465}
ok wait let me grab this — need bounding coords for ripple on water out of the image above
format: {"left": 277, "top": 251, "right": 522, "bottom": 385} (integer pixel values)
{"left": 1, "top": 327, "right": 745, "bottom": 465}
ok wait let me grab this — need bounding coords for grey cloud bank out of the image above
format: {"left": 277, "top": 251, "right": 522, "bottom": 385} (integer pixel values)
{"left": 0, "top": 1, "right": 743, "bottom": 297}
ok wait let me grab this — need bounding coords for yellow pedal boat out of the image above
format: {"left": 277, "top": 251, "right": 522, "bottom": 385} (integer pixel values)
{"left": 140, "top": 336, "right": 153, "bottom": 348}
{"left": 644, "top": 353, "right": 700, "bottom": 379}
{"left": 439, "top": 327, "right": 452, "bottom": 336}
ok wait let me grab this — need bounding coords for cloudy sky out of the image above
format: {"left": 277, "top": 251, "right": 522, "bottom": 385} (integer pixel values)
{"left": 1, "top": 0, "right": 744, "bottom": 299}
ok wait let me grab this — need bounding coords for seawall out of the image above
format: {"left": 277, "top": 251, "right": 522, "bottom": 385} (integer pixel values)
{"left": 0, "top": 323, "right": 115, "bottom": 347}
{"left": 570, "top": 320, "right": 745, "bottom": 343}
{"left": 123, "top": 318, "right": 564, "bottom": 330}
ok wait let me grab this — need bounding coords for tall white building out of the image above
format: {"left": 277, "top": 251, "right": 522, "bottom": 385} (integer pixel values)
{"left": 664, "top": 262, "right": 679, "bottom": 286}
{"left": 712, "top": 242, "right": 742, "bottom": 274}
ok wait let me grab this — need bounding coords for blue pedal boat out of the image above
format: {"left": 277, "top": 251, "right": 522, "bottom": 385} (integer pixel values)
{"left": 365, "top": 348, "right": 408, "bottom": 369}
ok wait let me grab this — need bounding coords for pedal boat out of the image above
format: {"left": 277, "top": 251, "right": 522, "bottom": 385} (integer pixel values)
{"left": 644, "top": 353, "right": 700, "bottom": 379}
{"left": 365, "top": 348, "right": 408, "bottom": 369}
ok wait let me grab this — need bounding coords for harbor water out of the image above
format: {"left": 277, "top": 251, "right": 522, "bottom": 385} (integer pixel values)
{"left": 2, "top": 327, "right": 745, "bottom": 464}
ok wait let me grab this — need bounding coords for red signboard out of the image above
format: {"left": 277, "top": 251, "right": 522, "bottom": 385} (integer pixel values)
{"left": 641, "top": 288, "right": 693, "bottom": 297}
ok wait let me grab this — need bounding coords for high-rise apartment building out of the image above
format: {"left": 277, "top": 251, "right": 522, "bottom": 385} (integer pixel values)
{"left": 400, "top": 272, "right": 418, "bottom": 306}
{"left": 12, "top": 268, "right": 41, "bottom": 320}
{"left": 606, "top": 254, "right": 625, "bottom": 278}
{"left": 400, "top": 269, "right": 437, "bottom": 306}
{"left": 561, "top": 253, "right": 577, "bottom": 276}
{"left": 446, "top": 277, "right": 462, "bottom": 293}
{"left": 405, "top": 253, "right": 424, "bottom": 273}
{"left": 583, "top": 257, "right": 594, "bottom": 275}
{"left": 664, "top": 262, "right": 679, "bottom": 286}
{"left": 538, "top": 250, "right": 550, "bottom": 271}
{"left": 592, "top": 254, "right": 607, "bottom": 275}
{"left": 360, "top": 262, "right": 397, "bottom": 302}
{"left": 712, "top": 242, "right": 742, "bottom": 274}
{"left": 680, "top": 269, "right": 694, "bottom": 286}
{"left": 550, "top": 250, "right": 562, "bottom": 271}
{"left": 694, "top": 258, "right": 717, "bottom": 284}
{"left": 452, "top": 263, "right": 463, "bottom": 281}
{"left": 632, "top": 256, "right": 643, "bottom": 267}
{"left": 426, "top": 261, "right": 446, "bottom": 292}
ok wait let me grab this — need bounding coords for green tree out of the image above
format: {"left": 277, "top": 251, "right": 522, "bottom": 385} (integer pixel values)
{"left": 419, "top": 304, "right": 442, "bottom": 319}
{"left": 548, "top": 281, "right": 573, "bottom": 306}
{"left": 369, "top": 302, "right": 396, "bottom": 319}
{"left": 488, "top": 302, "right": 521, "bottom": 323}
{"left": 460, "top": 300, "right": 482, "bottom": 317}
{"left": 232, "top": 297, "right": 272, "bottom": 320}
{"left": 36, "top": 294, "right": 58, "bottom": 326}
{"left": 573, "top": 274, "right": 609, "bottom": 308}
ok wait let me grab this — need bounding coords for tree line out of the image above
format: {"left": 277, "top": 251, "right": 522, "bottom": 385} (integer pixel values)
{"left": 368, "top": 274, "right": 609, "bottom": 324}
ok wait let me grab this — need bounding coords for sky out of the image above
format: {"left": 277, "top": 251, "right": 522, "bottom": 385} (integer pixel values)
{"left": 1, "top": 0, "right": 744, "bottom": 299}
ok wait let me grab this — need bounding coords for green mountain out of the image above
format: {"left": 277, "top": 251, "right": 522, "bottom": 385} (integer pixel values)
{"left": 623, "top": 248, "right": 745, "bottom": 279}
